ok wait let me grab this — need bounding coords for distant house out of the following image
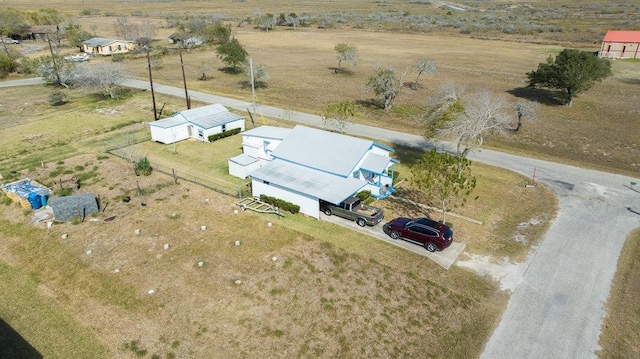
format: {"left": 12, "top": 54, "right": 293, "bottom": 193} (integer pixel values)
{"left": 230, "top": 125, "right": 398, "bottom": 219}
{"left": 28, "top": 25, "right": 59, "bottom": 40}
{"left": 149, "top": 104, "right": 245, "bottom": 144}
{"left": 168, "top": 32, "right": 204, "bottom": 47}
{"left": 599, "top": 30, "right": 640, "bottom": 59}
{"left": 82, "top": 37, "right": 137, "bottom": 56}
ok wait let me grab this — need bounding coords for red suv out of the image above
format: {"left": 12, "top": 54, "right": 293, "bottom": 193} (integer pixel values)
{"left": 382, "top": 217, "right": 453, "bottom": 252}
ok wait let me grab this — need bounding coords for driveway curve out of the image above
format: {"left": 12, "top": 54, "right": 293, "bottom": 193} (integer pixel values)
{"left": 3, "top": 77, "right": 640, "bottom": 358}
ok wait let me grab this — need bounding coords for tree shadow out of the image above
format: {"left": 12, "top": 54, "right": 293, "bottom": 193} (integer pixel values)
{"left": 239, "top": 80, "right": 268, "bottom": 90}
{"left": 0, "top": 318, "right": 43, "bottom": 359}
{"left": 218, "top": 66, "right": 242, "bottom": 74}
{"left": 355, "top": 99, "right": 383, "bottom": 110}
{"left": 618, "top": 77, "right": 640, "bottom": 85}
{"left": 391, "top": 144, "right": 429, "bottom": 167}
{"left": 327, "top": 67, "right": 356, "bottom": 76}
{"left": 506, "top": 87, "right": 564, "bottom": 106}
{"left": 404, "top": 81, "right": 422, "bottom": 90}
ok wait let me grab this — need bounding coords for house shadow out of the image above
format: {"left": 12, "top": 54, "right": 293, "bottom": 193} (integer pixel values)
{"left": 0, "top": 318, "right": 42, "bottom": 359}
{"left": 507, "top": 87, "right": 564, "bottom": 106}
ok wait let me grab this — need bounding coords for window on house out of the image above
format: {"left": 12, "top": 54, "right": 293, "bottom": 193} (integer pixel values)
{"left": 222, "top": 124, "right": 227, "bottom": 132}
{"left": 108, "top": 45, "right": 112, "bottom": 52}
{"left": 198, "top": 129, "right": 204, "bottom": 138}
{"left": 622, "top": 45, "right": 626, "bottom": 53}
{"left": 607, "top": 45, "right": 611, "bottom": 52}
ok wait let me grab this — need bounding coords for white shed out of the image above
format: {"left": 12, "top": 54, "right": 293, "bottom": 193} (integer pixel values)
{"left": 149, "top": 104, "right": 245, "bottom": 144}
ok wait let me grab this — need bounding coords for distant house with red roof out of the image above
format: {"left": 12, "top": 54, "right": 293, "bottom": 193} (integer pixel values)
{"left": 599, "top": 30, "right": 640, "bottom": 59}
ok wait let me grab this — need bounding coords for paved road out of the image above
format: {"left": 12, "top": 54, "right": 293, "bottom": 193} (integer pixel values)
{"left": 3, "top": 77, "right": 640, "bottom": 358}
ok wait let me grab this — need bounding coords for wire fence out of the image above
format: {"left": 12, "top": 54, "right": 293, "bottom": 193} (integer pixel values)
{"left": 107, "top": 147, "right": 251, "bottom": 199}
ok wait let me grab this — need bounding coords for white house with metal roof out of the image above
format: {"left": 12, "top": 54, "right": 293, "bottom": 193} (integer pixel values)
{"left": 149, "top": 104, "right": 245, "bottom": 144}
{"left": 82, "top": 37, "right": 137, "bottom": 56}
{"left": 230, "top": 125, "right": 398, "bottom": 219}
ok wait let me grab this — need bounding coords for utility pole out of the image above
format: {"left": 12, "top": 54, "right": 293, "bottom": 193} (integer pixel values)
{"left": 249, "top": 58, "right": 256, "bottom": 112}
{"left": 179, "top": 47, "right": 191, "bottom": 109}
{"left": 146, "top": 45, "right": 158, "bottom": 121}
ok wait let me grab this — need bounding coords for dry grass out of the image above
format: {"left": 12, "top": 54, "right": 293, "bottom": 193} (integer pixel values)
{"left": 1, "top": 1, "right": 638, "bottom": 357}
{"left": 597, "top": 229, "right": 640, "bottom": 358}
{"left": 0, "top": 154, "right": 509, "bottom": 358}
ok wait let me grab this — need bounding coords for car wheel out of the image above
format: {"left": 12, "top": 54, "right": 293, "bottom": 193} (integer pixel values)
{"left": 390, "top": 230, "right": 400, "bottom": 240}
{"left": 356, "top": 218, "right": 366, "bottom": 227}
{"left": 323, "top": 208, "right": 332, "bottom": 216}
{"left": 425, "top": 242, "right": 438, "bottom": 252}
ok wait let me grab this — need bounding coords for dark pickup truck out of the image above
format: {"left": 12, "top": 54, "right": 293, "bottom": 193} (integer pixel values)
{"left": 320, "top": 197, "right": 384, "bottom": 227}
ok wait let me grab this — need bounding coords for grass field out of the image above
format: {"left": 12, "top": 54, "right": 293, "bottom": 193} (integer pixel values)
{"left": 0, "top": 1, "right": 639, "bottom": 357}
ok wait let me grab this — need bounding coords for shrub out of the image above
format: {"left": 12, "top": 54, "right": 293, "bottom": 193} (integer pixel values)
{"left": 112, "top": 54, "right": 124, "bottom": 62}
{"left": 134, "top": 157, "right": 152, "bottom": 176}
{"left": 207, "top": 128, "right": 241, "bottom": 142}
{"left": 259, "top": 194, "right": 300, "bottom": 214}
{"left": 48, "top": 90, "right": 67, "bottom": 106}
{"left": 355, "top": 190, "right": 371, "bottom": 202}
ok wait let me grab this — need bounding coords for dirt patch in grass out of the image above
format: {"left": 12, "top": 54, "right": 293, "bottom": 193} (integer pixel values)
{"left": 597, "top": 229, "right": 640, "bottom": 359}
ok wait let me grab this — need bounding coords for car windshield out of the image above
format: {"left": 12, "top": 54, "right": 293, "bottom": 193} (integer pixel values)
{"left": 413, "top": 217, "right": 439, "bottom": 227}
{"left": 444, "top": 228, "right": 453, "bottom": 239}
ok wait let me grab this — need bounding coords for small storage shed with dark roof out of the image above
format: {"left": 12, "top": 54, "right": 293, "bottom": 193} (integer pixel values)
{"left": 49, "top": 193, "right": 98, "bottom": 222}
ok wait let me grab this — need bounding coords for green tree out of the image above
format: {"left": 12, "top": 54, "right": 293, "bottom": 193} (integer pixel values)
{"left": 64, "top": 23, "right": 92, "bottom": 50}
{"left": 526, "top": 49, "right": 612, "bottom": 106}
{"left": 0, "top": 9, "right": 29, "bottom": 54}
{"left": 202, "top": 23, "right": 232, "bottom": 44}
{"left": 410, "top": 148, "right": 476, "bottom": 223}
{"left": 216, "top": 39, "right": 248, "bottom": 73}
{"left": 368, "top": 67, "right": 405, "bottom": 111}
{"left": 321, "top": 100, "right": 356, "bottom": 133}
{"left": 334, "top": 43, "right": 358, "bottom": 73}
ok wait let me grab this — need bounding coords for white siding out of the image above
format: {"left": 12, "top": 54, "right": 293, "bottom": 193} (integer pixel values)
{"left": 150, "top": 124, "right": 190, "bottom": 144}
{"left": 203, "top": 119, "right": 246, "bottom": 142}
{"left": 252, "top": 180, "right": 319, "bottom": 219}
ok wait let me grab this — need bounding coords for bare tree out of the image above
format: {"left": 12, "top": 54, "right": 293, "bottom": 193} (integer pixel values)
{"left": 412, "top": 58, "right": 437, "bottom": 90}
{"left": 368, "top": 66, "right": 407, "bottom": 111}
{"left": 245, "top": 62, "right": 270, "bottom": 88}
{"left": 285, "top": 14, "right": 301, "bottom": 29}
{"left": 75, "top": 62, "right": 129, "bottom": 99}
{"left": 334, "top": 43, "right": 358, "bottom": 73}
{"left": 437, "top": 90, "right": 513, "bottom": 156}
{"left": 114, "top": 17, "right": 156, "bottom": 42}
{"left": 514, "top": 100, "right": 538, "bottom": 131}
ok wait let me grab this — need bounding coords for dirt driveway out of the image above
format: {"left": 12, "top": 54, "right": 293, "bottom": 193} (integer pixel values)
{"left": 319, "top": 213, "right": 466, "bottom": 269}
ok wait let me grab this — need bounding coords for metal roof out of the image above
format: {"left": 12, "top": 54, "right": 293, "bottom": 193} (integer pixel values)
{"left": 271, "top": 125, "right": 373, "bottom": 177}
{"left": 249, "top": 159, "right": 365, "bottom": 204}
{"left": 148, "top": 117, "right": 188, "bottom": 129}
{"left": 360, "top": 153, "right": 396, "bottom": 174}
{"left": 242, "top": 126, "right": 291, "bottom": 140}
{"left": 176, "top": 104, "right": 243, "bottom": 129}
{"left": 82, "top": 37, "right": 127, "bottom": 47}
{"left": 229, "top": 153, "right": 258, "bottom": 166}
{"left": 603, "top": 30, "right": 640, "bottom": 43}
